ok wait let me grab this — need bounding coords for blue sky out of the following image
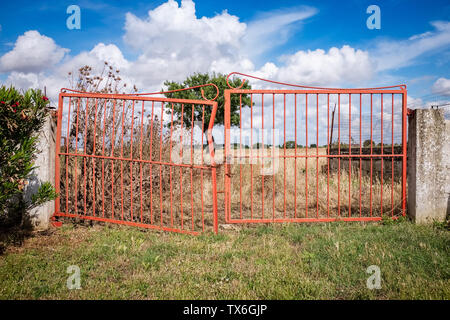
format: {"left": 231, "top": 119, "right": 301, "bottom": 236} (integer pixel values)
{"left": 0, "top": 0, "right": 449, "bottom": 106}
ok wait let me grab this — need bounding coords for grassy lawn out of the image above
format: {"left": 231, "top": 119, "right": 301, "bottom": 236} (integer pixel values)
{"left": 0, "top": 219, "right": 449, "bottom": 299}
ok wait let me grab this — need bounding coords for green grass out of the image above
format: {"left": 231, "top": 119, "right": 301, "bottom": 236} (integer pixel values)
{"left": 0, "top": 220, "right": 449, "bottom": 299}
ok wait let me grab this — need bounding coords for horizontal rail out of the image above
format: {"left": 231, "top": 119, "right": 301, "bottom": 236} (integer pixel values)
{"left": 59, "top": 92, "right": 216, "bottom": 106}
{"left": 54, "top": 212, "right": 200, "bottom": 235}
{"left": 225, "top": 89, "right": 406, "bottom": 95}
{"left": 227, "top": 217, "right": 384, "bottom": 223}
{"left": 58, "top": 152, "right": 213, "bottom": 170}
{"left": 228, "top": 154, "right": 405, "bottom": 159}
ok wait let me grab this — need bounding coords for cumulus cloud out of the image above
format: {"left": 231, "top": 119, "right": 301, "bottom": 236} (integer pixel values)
{"left": 372, "top": 21, "right": 450, "bottom": 72}
{"left": 122, "top": 0, "right": 248, "bottom": 89}
{"left": 0, "top": 30, "right": 69, "bottom": 73}
{"left": 275, "top": 45, "right": 373, "bottom": 86}
{"left": 432, "top": 77, "right": 450, "bottom": 96}
{"left": 242, "top": 6, "right": 317, "bottom": 59}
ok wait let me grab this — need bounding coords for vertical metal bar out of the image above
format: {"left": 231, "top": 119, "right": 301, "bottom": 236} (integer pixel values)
{"left": 190, "top": 104, "right": 195, "bottom": 231}
{"left": 129, "top": 100, "right": 135, "bottom": 221}
{"left": 283, "top": 93, "right": 286, "bottom": 218}
{"left": 120, "top": 100, "right": 125, "bottom": 220}
{"left": 381, "top": 94, "right": 384, "bottom": 217}
{"left": 239, "top": 94, "right": 243, "bottom": 219}
{"left": 305, "top": 94, "right": 308, "bottom": 218}
{"left": 139, "top": 100, "right": 144, "bottom": 223}
{"left": 83, "top": 98, "right": 89, "bottom": 216}
{"left": 224, "top": 90, "right": 231, "bottom": 222}
{"left": 149, "top": 101, "right": 155, "bottom": 224}
{"left": 337, "top": 94, "right": 340, "bottom": 217}
{"left": 295, "top": 94, "right": 298, "bottom": 218}
{"left": 316, "top": 94, "right": 319, "bottom": 218}
{"left": 359, "top": 94, "right": 362, "bottom": 218}
{"left": 159, "top": 101, "right": 164, "bottom": 226}
{"left": 179, "top": 104, "right": 184, "bottom": 229}
{"left": 208, "top": 101, "right": 219, "bottom": 234}
{"left": 65, "top": 97, "right": 72, "bottom": 215}
{"left": 370, "top": 94, "right": 373, "bottom": 217}
{"left": 169, "top": 103, "right": 174, "bottom": 227}
{"left": 327, "top": 94, "right": 330, "bottom": 218}
{"left": 201, "top": 105, "right": 205, "bottom": 231}
{"left": 402, "top": 91, "right": 407, "bottom": 216}
{"left": 261, "top": 94, "right": 264, "bottom": 219}
{"left": 110, "top": 99, "right": 116, "bottom": 219}
{"left": 72, "top": 98, "right": 82, "bottom": 216}
{"left": 250, "top": 93, "right": 253, "bottom": 220}
{"left": 391, "top": 94, "right": 394, "bottom": 216}
{"left": 348, "top": 94, "right": 352, "bottom": 217}
{"left": 92, "top": 98, "right": 98, "bottom": 217}
{"left": 272, "top": 93, "right": 275, "bottom": 221}
{"left": 101, "top": 99, "right": 107, "bottom": 218}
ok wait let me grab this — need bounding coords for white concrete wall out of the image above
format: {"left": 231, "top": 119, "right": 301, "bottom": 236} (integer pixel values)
{"left": 407, "top": 109, "right": 449, "bottom": 224}
{"left": 23, "top": 113, "right": 57, "bottom": 230}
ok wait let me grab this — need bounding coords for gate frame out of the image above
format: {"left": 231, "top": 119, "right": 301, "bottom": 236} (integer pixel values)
{"left": 53, "top": 85, "right": 220, "bottom": 235}
{"left": 223, "top": 72, "right": 407, "bottom": 224}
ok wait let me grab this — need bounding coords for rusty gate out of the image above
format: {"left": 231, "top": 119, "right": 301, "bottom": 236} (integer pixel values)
{"left": 223, "top": 72, "right": 407, "bottom": 224}
{"left": 53, "top": 72, "right": 408, "bottom": 234}
{"left": 53, "top": 85, "right": 219, "bottom": 235}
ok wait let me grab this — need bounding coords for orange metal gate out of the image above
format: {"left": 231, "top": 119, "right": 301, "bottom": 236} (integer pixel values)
{"left": 223, "top": 73, "right": 407, "bottom": 224}
{"left": 53, "top": 73, "right": 408, "bottom": 235}
{"left": 53, "top": 85, "right": 219, "bottom": 235}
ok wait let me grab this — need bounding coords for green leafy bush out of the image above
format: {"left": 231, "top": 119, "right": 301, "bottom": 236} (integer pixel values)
{"left": 0, "top": 86, "right": 57, "bottom": 227}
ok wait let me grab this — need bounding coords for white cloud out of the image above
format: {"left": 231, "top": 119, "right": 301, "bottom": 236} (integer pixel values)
{"left": 123, "top": 0, "right": 245, "bottom": 55}
{"left": 0, "top": 30, "right": 69, "bottom": 73}
{"left": 372, "top": 21, "right": 450, "bottom": 72}
{"left": 122, "top": 0, "right": 248, "bottom": 89}
{"left": 275, "top": 45, "right": 373, "bottom": 86}
{"left": 5, "top": 72, "right": 41, "bottom": 89}
{"left": 242, "top": 6, "right": 317, "bottom": 59}
{"left": 432, "top": 77, "right": 450, "bottom": 96}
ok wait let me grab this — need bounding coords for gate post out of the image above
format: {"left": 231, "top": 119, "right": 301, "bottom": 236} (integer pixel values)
{"left": 23, "top": 112, "right": 57, "bottom": 230}
{"left": 407, "top": 108, "right": 449, "bottom": 223}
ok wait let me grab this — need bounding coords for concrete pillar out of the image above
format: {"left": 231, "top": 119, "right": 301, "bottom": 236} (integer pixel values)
{"left": 23, "top": 112, "right": 57, "bottom": 230}
{"left": 407, "top": 108, "right": 450, "bottom": 224}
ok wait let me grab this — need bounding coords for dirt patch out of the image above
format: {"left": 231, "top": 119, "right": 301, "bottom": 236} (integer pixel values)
{"left": 2, "top": 225, "right": 93, "bottom": 256}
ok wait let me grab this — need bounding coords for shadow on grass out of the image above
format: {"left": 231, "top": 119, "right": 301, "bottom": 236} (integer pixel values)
{"left": 0, "top": 209, "right": 34, "bottom": 255}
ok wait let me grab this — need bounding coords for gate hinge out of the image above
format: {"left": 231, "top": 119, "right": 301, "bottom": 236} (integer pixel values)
{"left": 50, "top": 216, "right": 63, "bottom": 228}
{"left": 407, "top": 108, "right": 414, "bottom": 116}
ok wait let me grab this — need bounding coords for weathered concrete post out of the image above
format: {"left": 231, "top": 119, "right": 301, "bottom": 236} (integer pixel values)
{"left": 407, "top": 108, "right": 450, "bottom": 223}
{"left": 23, "top": 113, "right": 57, "bottom": 230}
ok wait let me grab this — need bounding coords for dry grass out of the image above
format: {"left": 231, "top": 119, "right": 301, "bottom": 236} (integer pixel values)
{"left": 215, "top": 148, "right": 403, "bottom": 221}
